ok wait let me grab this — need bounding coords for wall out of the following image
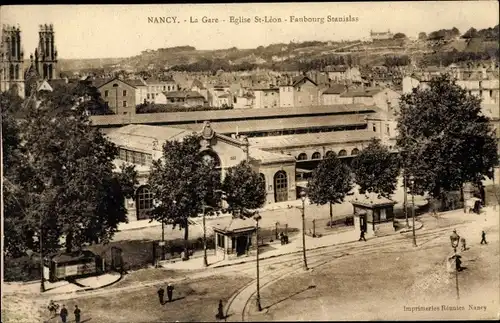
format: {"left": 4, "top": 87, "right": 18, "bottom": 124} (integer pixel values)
{"left": 257, "top": 162, "right": 297, "bottom": 204}
{"left": 279, "top": 86, "right": 294, "bottom": 107}
{"left": 293, "top": 80, "right": 318, "bottom": 107}
{"left": 100, "top": 80, "right": 136, "bottom": 115}
{"left": 321, "top": 93, "right": 341, "bottom": 105}
{"left": 135, "top": 86, "right": 147, "bottom": 105}
{"left": 373, "top": 89, "right": 401, "bottom": 112}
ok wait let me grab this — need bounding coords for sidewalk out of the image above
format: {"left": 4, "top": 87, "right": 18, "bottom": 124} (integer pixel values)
{"left": 159, "top": 229, "right": 360, "bottom": 271}
{"left": 2, "top": 272, "right": 122, "bottom": 295}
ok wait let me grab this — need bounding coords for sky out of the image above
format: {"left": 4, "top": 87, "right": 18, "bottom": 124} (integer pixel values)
{"left": 2, "top": 2, "right": 499, "bottom": 59}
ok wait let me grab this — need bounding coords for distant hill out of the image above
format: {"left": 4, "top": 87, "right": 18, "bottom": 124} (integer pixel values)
{"left": 60, "top": 26, "right": 499, "bottom": 74}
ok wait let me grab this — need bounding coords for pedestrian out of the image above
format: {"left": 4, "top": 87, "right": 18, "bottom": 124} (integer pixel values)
{"left": 166, "top": 283, "right": 174, "bottom": 302}
{"left": 157, "top": 286, "right": 165, "bottom": 305}
{"left": 48, "top": 300, "right": 58, "bottom": 317}
{"left": 358, "top": 230, "right": 366, "bottom": 242}
{"left": 216, "top": 299, "right": 224, "bottom": 320}
{"left": 74, "top": 305, "right": 81, "bottom": 323}
{"left": 60, "top": 305, "right": 68, "bottom": 323}
{"left": 460, "top": 238, "right": 467, "bottom": 251}
{"left": 480, "top": 230, "right": 487, "bottom": 244}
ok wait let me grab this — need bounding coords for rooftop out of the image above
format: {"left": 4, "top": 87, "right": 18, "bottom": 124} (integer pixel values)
{"left": 177, "top": 114, "right": 368, "bottom": 134}
{"left": 249, "top": 147, "right": 296, "bottom": 164}
{"left": 340, "top": 88, "right": 384, "bottom": 98}
{"left": 212, "top": 216, "right": 256, "bottom": 233}
{"left": 351, "top": 192, "right": 396, "bottom": 208}
{"left": 248, "top": 130, "right": 379, "bottom": 149}
{"left": 106, "top": 124, "right": 194, "bottom": 151}
{"left": 91, "top": 104, "right": 378, "bottom": 127}
{"left": 322, "top": 84, "right": 347, "bottom": 95}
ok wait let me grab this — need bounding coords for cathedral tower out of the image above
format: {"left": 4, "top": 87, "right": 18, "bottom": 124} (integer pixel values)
{"left": 34, "top": 23, "right": 58, "bottom": 80}
{"left": 0, "top": 24, "right": 25, "bottom": 98}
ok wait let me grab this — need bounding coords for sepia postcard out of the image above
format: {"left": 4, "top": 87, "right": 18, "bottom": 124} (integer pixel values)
{"left": 1, "top": 2, "right": 499, "bottom": 322}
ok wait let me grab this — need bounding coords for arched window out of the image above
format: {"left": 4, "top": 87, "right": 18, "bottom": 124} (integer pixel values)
{"left": 274, "top": 171, "right": 288, "bottom": 202}
{"left": 339, "top": 149, "right": 347, "bottom": 157}
{"left": 325, "top": 151, "right": 335, "bottom": 158}
{"left": 311, "top": 152, "right": 321, "bottom": 159}
{"left": 201, "top": 150, "right": 221, "bottom": 168}
{"left": 136, "top": 185, "right": 154, "bottom": 220}
{"left": 351, "top": 148, "right": 359, "bottom": 156}
{"left": 297, "top": 153, "right": 308, "bottom": 161}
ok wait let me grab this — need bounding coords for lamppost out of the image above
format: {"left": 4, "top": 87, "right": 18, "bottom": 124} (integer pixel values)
{"left": 410, "top": 176, "right": 417, "bottom": 247}
{"left": 39, "top": 207, "right": 45, "bottom": 293}
{"left": 300, "top": 190, "right": 309, "bottom": 271}
{"left": 202, "top": 203, "right": 212, "bottom": 267}
{"left": 254, "top": 212, "right": 262, "bottom": 312}
{"left": 403, "top": 169, "right": 409, "bottom": 228}
{"left": 450, "top": 237, "right": 460, "bottom": 300}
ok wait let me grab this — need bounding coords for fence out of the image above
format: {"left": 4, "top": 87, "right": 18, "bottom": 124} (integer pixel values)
{"left": 303, "top": 215, "right": 355, "bottom": 238}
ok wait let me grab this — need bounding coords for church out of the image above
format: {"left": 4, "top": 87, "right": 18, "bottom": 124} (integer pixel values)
{"left": 0, "top": 23, "right": 59, "bottom": 99}
{"left": 105, "top": 121, "right": 297, "bottom": 223}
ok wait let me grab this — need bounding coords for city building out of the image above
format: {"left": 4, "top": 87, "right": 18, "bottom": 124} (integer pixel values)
{"left": 291, "top": 75, "right": 319, "bottom": 107}
{"left": 96, "top": 77, "right": 137, "bottom": 116}
{"left": 370, "top": 29, "right": 394, "bottom": 41}
{"left": 338, "top": 87, "right": 401, "bottom": 112}
{"left": 320, "top": 84, "right": 347, "bottom": 105}
{"left": 0, "top": 25, "right": 25, "bottom": 98}
{"left": 163, "top": 91, "right": 205, "bottom": 107}
{"left": 145, "top": 77, "right": 178, "bottom": 102}
{"left": 32, "top": 24, "right": 58, "bottom": 81}
{"left": 253, "top": 87, "right": 280, "bottom": 108}
{"left": 106, "top": 121, "right": 297, "bottom": 222}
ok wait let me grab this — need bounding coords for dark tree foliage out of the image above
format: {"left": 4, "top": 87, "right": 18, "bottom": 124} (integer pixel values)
{"left": 384, "top": 55, "right": 411, "bottom": 67}
{"left": 418, "top": 32, "right": 427, "bottom": 41}
{"left": 427, "top": 27, "right": 461, "bottom": 41}
{"left": 351, "top": 138, "right": 400, "bottom": 198}
{"left": 148, "top": 134, "right": 222, "bottom": 258}
{"left": 396, "top": 74, "right": 498, "bottom": 199}
{"left": 221, "top": 161, "right": 266, "bottom": 216}
{"left": 393, "top": 33, "right": 407, "bottom": 39}
{"left": 462, "top": 28, "right": 479, "bottom": 39}
{"left": 2, "top": 91, "right": 138, "bottom": 256}
{"left": 308, "top": 153, "right": 353, "bottom": 226}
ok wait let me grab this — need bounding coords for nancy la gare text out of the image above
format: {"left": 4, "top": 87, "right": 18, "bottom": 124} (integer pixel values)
{"left": 147, "top": 15, "right": 360, "bottom": 25}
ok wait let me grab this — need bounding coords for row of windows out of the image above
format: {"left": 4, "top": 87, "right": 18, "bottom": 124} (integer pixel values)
{"left": 149, "top": 85, "right": 177, "bottom": 92}
{"left": 104, "top": 90, "right": 128, "bottom": 97}
{"left": 297, "top": 148, "right": 359, "bottom": 161}
{"left": 119, "top": 148, "right": 153, "bottom": 166}
{"left": 372, "top": 124, "right": 391, "bottom": 135}
{"left": 104, "top": 101, "right": 128, "bottom": 107}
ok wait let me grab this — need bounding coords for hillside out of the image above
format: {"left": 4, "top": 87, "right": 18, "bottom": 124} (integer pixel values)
{"left": 60, "top": 26, "right": 499, "bottom": 73}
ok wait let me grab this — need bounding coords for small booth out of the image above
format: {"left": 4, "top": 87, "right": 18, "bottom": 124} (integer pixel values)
{"left": 351, "top": 193, "right": 397, "bottom": 237}
{"left": 213, "top": 217, "right": 256, "bottom": 260}
{"left": 47, "top": 250, "right": 101, "bottom": 282}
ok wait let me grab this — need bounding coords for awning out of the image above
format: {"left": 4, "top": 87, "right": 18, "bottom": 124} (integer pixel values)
{"left": 296, "top": 168, "right": 313, "bottom": 174}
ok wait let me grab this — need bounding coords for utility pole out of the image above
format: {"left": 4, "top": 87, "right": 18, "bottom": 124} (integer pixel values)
{"left": 254, "top": 213, "right": 262, "bottom": 311}
{"left": 203, "top": 204, "right": 209, "bottom": 267}
{"left": 40, "top": 207, "right": 45, "bottom": 293}
{"left": 300, "top": 190, "right": 309, "bottom": 270}
{"left": 411, "top": 178, "right": 417, "bottom": 247}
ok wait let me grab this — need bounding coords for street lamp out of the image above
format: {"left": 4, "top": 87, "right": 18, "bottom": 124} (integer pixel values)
{"left": 300, "top": 190, "right": 309, "bottom": 271}
{"left": 254, "top": 212, "right": 263, "bottom": 312}
{"left": 450, "top": 235, "right": 461, "bottom": 300}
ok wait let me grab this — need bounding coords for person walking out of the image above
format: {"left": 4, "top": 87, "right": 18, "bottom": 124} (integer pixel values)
{"left": 480, "top": 230, "right": 487, "bottom": 244}
{"left": 358, "top": 230, "right": 366, "bottom": 242}
{"left": 166, "top": 283, "right": 174, "bottom": 303}
{"left": 157, "top": 286, "right": 165, "bottom": 305}
{"left": 216, "top": 299, "right": 224, "bottom": 320}
{"left": 460, "top": 237, "right": 467, "bottom": 251}
{"left": 60, "top": 305, "right": 68, "bottom": 323}
{"left": 74, "top": 305, "right": 81, "bottom": 323}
